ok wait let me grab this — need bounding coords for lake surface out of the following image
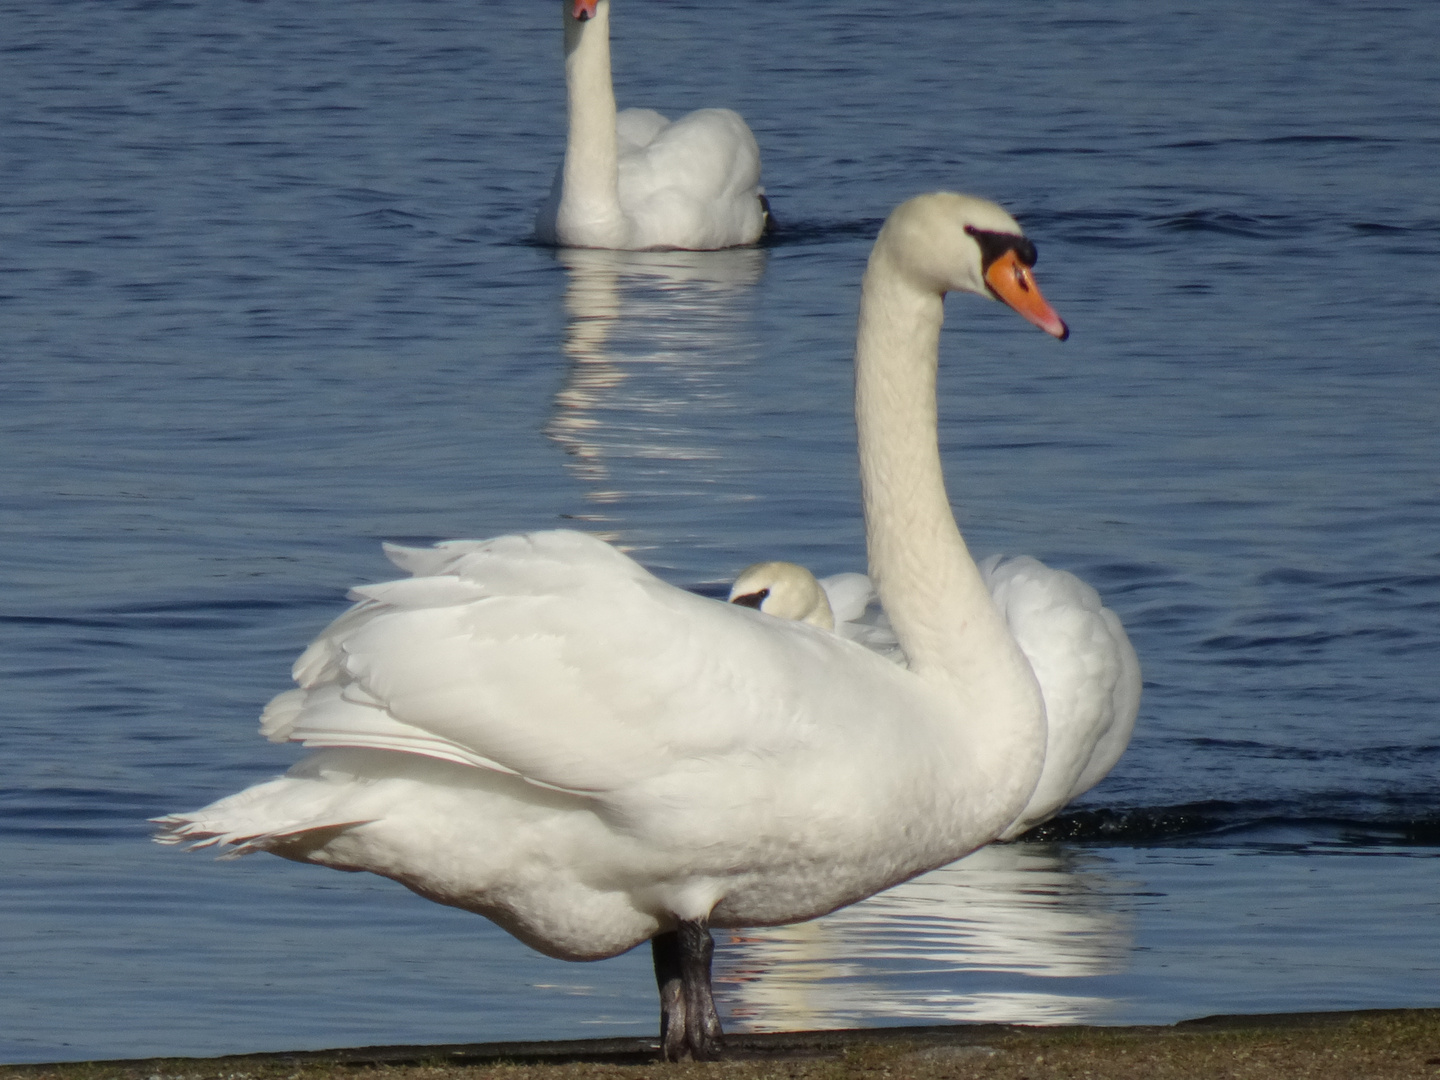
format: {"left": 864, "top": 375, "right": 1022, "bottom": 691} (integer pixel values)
{"left": 2, "top": 0, "right": 1439, "bottom": 1064}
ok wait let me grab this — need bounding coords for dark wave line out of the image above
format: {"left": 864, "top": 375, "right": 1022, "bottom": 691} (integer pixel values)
{"left": 510, "top": 206, "right": 1440, "bottom": 256}
{"left": 762, "top": 217, "right": 887, "bottom": 248}
{"left": 1021, "top": 799, "right": 1440, "bottom": 848}
{"left": 1157, "top": 133, "right": 1403, "bottom": 150}
{"left": 1022, "top": 206, "right": 1440, "bottom": 248}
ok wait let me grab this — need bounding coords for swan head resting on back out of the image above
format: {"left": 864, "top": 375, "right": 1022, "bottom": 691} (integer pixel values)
{"left": 156, "top": 192, "right": 1081, "bottom": 1063}
{"left": 728, "top": 561, "right": 836, "bottom": 631}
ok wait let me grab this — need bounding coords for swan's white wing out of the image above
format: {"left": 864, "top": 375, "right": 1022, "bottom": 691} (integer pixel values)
{"left": 980, "top": 555, "right": 1141, "bottom": 838}
{"left": 1066, "top": 611, "right": 1143, "bottom": 798}
{"left": 618, "top": 108, "right": 764, "bottom": 250}
{"left": 819, "top": 572, "right": 908, "bottom": 666}
{"left": 265, "top": 530, "right": 906, "bottom": 801}
{"left": 615, "top": 107, "right": 671, "bottom": 153}
{"left": 817, "top": 572, "right": 875, "bottom": 624}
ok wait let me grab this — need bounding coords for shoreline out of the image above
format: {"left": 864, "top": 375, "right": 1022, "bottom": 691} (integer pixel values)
{"left": 6, "top": 1008, "right": 1438, "bottom": 1079}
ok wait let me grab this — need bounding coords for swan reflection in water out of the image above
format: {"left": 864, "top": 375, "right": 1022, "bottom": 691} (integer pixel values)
{"left": 545, "top": 245, "right": 766, "bottom": 535}
{"left": 714, "top": 842, "right": 1134, "bottom": 1029}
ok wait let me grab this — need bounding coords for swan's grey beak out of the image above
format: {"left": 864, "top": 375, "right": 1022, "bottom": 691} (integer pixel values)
{"left": 572, "top": 0, "right": 598, "bottom": 19}
{"left": 984, "top": 250, "right": 1069, "bottom": 340}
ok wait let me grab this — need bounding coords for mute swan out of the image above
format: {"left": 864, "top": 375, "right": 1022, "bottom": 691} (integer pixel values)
{"left": 155, "top": 191, "right": 1072, "bottom": 1061}
{"left": 727, "top": 560, "right": 1141, "bottom": 839}
{"left": 533, "top": 0, "right": 769, "bottom": 250}
{"left": 728, "top": 560, "right": 835, "bottom": 630}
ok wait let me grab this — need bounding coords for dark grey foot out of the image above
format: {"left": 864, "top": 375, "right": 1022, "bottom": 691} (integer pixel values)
{"left": 651, "top": 920, "right": 724, "bottom": 1062}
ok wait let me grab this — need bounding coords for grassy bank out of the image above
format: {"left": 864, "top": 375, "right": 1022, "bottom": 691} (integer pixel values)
{"left": 7, "top": 1010, "right": 1439, "bottom": 1080}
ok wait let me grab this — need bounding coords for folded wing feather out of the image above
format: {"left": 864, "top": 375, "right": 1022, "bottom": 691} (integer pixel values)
{"left": 260, "top": 530, "right": 881, "bottom": 799}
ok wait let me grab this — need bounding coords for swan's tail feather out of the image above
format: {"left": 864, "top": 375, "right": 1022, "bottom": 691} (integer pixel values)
{"left": 151, "top": 811, "right": 375, "bottom": 859}
{"left": 150, "top": 775, "right": 376, "bottom": 859}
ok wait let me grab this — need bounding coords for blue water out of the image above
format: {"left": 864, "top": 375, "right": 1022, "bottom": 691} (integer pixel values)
{"left": 3, "top": 0, "right": 1439, "bottom": 1064}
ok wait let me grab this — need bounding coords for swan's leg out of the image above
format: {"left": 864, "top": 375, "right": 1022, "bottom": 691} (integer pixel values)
{"left": 651, "top": 921, "right": 723, "bottom": 1062}
{"left": 652, "top": 930, "right": 686, "bottom": 1061}
{"left": 679, "top": 920, "right": 723, "bottom": 1058}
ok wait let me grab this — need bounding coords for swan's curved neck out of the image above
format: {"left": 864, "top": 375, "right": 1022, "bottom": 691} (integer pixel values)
{"left": 854, "top": 243, "right": 1046, "bottom": 809}
{"left": 558, "top": 2, "right": 627, "bottom": 247}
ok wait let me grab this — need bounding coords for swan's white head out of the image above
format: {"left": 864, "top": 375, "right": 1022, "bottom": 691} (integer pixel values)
{"left": 729, "top": 561, "right": 836, "bottom": 632}
{"left": 872, "top": 192, "right": 1068, "bottom": 339}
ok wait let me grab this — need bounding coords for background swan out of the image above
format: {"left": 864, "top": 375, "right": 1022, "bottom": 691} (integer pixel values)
{"left": 728, "top": 559, "right": 1141, "bottom": 838}
{"left": 533, "top": 0, "right": 768, "bottom": 250}
{"left": 157, "top": 191, "right": 1073, "bottom": 1061}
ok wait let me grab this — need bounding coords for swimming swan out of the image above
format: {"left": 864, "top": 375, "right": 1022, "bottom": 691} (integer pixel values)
{"left": 533, "top": 0, "right": 769, "bottom": 250}
{"left": 728, "top": 559, "right": 1141, "bottom": 839}
{"left": 156, "top": 192, "right": 1072, "bottom": 1061}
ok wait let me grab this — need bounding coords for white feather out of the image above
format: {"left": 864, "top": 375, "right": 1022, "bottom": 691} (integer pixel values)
{"left": 533, "top": 0, "right": 767, "bottom": 251}
{"left": 156, "top": 195, "right": 1122, "bottom": 1030}
{"left": 728, "top": 559, "right": 1139, "bottom": 839}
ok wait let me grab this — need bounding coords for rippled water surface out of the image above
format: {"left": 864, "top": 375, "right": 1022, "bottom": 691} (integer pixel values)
{"left": 3, "top": 0, "right": 1439, "bottom": 1064}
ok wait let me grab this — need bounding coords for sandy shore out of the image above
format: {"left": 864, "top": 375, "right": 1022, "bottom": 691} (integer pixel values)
{"left": 5, "top": 1009, "right": 1439, "bottom": 1080}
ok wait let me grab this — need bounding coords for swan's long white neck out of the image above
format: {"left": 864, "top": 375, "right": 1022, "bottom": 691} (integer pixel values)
{"left": 854, "top": 234, "right": 1047, "bottom": 827}
{"left": 557, "top": 1, "right": 628, "bottom": 248}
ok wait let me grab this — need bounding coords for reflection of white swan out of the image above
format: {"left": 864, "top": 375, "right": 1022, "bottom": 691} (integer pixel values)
{"left": 545, "top": 245, "right": 766, "bottom": 526}
{"left": 729, "top": 560, "right": 1141, "bottom": 839}
{"left": 534, "top": 0, "right": 768, "bottom": 251}
{"left": 155, "top": 192, "right": 1071, "bottom": 1061}
{"left": 716, "top": 844, "right": 1133, "bottom": 1030}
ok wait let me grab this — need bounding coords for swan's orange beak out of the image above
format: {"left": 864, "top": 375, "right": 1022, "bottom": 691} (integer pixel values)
{"left": 572, "top": 0, "right": 598, "bottom": 19}
{"left": 984, "top": 250, "right": 1069, "bottom": 340}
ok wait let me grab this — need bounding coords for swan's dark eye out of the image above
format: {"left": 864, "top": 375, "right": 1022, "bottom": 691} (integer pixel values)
{"left": 731, "top": 589, "right": 769, "bottom": 610}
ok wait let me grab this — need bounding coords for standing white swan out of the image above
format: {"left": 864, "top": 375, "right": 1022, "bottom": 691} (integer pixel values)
{"left": 533, "top": 0, "right": 769, "bottom": 250}
{"left": 728, "top": 559, "right": 1141, "bottom": 838}
{"left": 156, "top": 192, "right": 1073, "bottom": 1061}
